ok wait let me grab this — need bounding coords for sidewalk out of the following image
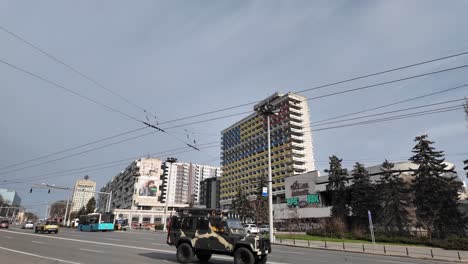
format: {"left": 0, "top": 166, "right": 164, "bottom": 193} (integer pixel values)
{"left": 274, "top": 238, "right": 468, "bottom": 263}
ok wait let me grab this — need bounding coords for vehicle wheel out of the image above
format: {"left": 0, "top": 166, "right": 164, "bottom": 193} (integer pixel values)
{"left": 255, "top": 255, "right": 268, "bottom": 264}
{"left": 176, "top": 243, "right": 194, "bottom": 263}
{"left": 234, "top": 247, "right": 255, "bottom": 264}
{"left": 34, "top": 228, "right": 38, "bottom": 233}
{"left": 55, "top": 230, "right": 58, "bottom": 234}
{"left": 48, "top": 230, "right": 51, "bottom": 234}
{"left": 196, "top": 252, "right": 212, "bottom": 263}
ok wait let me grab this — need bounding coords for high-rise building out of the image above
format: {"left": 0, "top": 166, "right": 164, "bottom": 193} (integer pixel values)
{"left": 0, "top": 188, "right": 21, "bottom": 206}
{"left": 220, "top": 92, "right": 315, "bottom": 208}
{"left": 71, "top": 176, "right": 96, "bottom": 212}
{"left": 161, "top": 162, "right": 221, "bottom": 205}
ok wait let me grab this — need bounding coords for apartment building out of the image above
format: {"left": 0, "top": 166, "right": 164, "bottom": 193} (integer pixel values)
{"left": 220, "top": 92, "right": 315, "bottom": 208}
{"left": 161, "top": 162, "right": 221, "bottom": 205}
{"left": 71, "top": 176, "right": 96, "bottom": 212}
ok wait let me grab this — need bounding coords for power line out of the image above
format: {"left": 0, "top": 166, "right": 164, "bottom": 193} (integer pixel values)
{"left": 307, "top": 64, "right": 468, "bottom": 101}
{"left": 0, "top": 58, "right": 143, "bottom": 122}
{"left": 312, "top": 83, "right": 468, "bottom": 125}
{"left": 312, "top": 106, "right": 464, "bottom": 132}
{"left": 0, "top": 126, "right": 148, "bottom": 171}
{"left": 313, "top": 98, "right": 465, "bottom": 127}
{"left": 0, "top": 129, "right": 159, "bottom": 177}
{"left": 0, "top": 24, "right": 149, "bottom": 113}
{"left": 0, "top": 143, "right": 220, "bottom": 185}
{"left": 2, "top": 53, "right": 467, "bottom": 176}
{"left": 158, "top": 50, "right": 468, "bottom": 124}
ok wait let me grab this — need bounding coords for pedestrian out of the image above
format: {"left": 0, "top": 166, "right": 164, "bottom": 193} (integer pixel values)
{"left": 139, "top": 223, "right": 142, "bottom": 230}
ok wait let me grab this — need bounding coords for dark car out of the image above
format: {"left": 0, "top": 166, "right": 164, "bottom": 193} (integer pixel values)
{"left": 0, "top": 220, "right": 9, "bottom": 228}
{"left": 167, "top": 208, "right": 270, "bottom": 264}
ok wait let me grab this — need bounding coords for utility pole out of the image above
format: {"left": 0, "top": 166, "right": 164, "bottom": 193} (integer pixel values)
{"left": 256, "top": 102, "right": 279, "bottom": 243}
{"left": 163, "top": 157, "right": 177, "bottom": 232}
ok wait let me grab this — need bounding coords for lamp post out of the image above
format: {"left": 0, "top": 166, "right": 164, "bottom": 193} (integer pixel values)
{"left": 256, "top": 102, "right": 279, "bottom": 243}
{"left": 163, "top": 157, "right": 177, "bottom": 232}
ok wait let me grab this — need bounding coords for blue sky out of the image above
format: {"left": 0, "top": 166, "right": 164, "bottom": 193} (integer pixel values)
{"left": 0, "top": 0, "right": 467, "bottom": 216}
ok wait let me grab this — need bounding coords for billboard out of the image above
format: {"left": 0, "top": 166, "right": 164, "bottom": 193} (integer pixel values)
{"left": 137, "top": 176, "right": 159, "bottom": 197}
{"left": 285, "top": 171, "right": 321, "bottom": 208}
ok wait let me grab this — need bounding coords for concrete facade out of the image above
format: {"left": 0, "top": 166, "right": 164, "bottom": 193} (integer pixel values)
{"left": 220, "top": 92, "right": 315, "bottom": 208}
{"left": 199, "top": 177, "right": 220, "bottom": 209}
{"left": 161, "top": 162, "right": 221, "bottom": 205}
{"left": 71, "top": 177, "right": 96, "bottom": 212}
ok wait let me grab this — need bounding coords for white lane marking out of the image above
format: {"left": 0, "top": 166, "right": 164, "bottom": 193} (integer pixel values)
{"left": 105, "top": 238, "right": 121, "bottom": 241}
{"left": 4, "top": 236, "right": 13, "bottom": 239}
{"left": 31, "top": 240, "right": 45, "bottom": 244}
{"left": 79, "top": 248, "right": 104, "bottom": 253}
{"left": 0, "top": 245, "right": 81, "bottom": 264}
{"left": 0, "top": 230, "right": 292, "bottom": 264}
{"left": 140, "top": 237, "right": 154, "bottom": 240}
{"left": 70, "top": 234, "right": 84, "bottom": 237}
{"left": 272, "top": 250, "right": 305, "bottom": 255}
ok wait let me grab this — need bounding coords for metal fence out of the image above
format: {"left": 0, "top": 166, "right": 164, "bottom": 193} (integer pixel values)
{"left": 274, "top": 238, "right": 468, "bottom": 263}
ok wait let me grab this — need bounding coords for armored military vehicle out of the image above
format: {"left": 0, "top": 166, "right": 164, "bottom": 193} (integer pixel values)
{"left": 167, "top": 208, "right": 271, "bottom": 264}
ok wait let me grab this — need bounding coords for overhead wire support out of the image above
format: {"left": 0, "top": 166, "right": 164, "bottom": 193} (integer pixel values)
{"left": 142, "top": 121, "right": 166, "bottom": 133}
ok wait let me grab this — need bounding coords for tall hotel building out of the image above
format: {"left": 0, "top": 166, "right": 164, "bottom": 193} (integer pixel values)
{"left": 220, "top": 92, "right": 315, "bottom": 208}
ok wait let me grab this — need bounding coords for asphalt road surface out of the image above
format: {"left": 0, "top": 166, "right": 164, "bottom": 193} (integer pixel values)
{"left": 0, "top": 226, "right": 453, "bottom": 264}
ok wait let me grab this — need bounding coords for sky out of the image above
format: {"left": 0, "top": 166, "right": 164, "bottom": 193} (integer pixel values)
{"left": 0, "top": 0, "right": 467, "bottom": 217}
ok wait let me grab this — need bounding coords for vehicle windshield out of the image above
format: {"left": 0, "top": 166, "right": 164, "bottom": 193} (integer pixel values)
{"left": 1, "top": 220, "right": 8, "bottom": 223}
{"left": 226, "top": 219, "right": 244, "bottom": 234}
{"left": 46, "top": 221, "right": 58, "bottom": 225}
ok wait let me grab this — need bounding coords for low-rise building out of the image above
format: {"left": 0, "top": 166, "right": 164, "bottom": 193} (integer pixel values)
{"left": 273, "top": 161, "right": 464, "bottom": 230}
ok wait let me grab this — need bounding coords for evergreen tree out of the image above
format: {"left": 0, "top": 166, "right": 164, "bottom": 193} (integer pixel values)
{"left": 378, "top": 160, "right": 411, "bottom": 235}
{"left": 410, "top": 135, "right": 464, "bottom": 238}
{"left": 231, "top": 186, "right": 253, "bottom": 222}
{"left": 85, "top": 197, "right": 96, "bottom": 215}
{"left": 349, "top": 162, "right": 380, "bottom": 229}
{"left": 77, "top": 206, "right": 86, "bottom": 216}
{"left": 325, "top": 155, "right": 350, "bottom": 220}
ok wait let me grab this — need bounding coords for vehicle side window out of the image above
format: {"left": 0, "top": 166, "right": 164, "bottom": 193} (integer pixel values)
{"left": 171, "top": 217, "right": 181, "bottom": 229}
{"left": 196, "top": 217, "right": 209, "bottom": 231}
{"left": 209, "top": 218, "right": 226, "bottom": 234}
{"left": 181, "top": 217, "right": 195, "bottom": 231}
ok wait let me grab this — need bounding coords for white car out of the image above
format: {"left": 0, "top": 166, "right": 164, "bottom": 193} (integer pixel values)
{"left": 259, "top": 224, "right": 277, "bottom": 234}
{"left": 22, "top": 221, "right": 34, "bottom": 229}
{"left": 243, "top": 223, "right": 259, "bottom": 234}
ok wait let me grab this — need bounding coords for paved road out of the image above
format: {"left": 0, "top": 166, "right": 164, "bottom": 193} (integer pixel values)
{"left": 0, "top": 226, "right": 454, "bottom": 264}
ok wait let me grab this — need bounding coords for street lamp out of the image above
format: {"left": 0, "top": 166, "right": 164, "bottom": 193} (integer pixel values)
{"left": 163, "top": 157, "right": 177, "bottom": 232}
{"left": 256, "top": 102, "right": 279, "bottom": 243}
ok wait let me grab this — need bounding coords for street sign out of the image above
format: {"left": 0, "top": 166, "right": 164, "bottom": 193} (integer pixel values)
{"left": 262, "top": 187, "right": 268, "bottom": 197}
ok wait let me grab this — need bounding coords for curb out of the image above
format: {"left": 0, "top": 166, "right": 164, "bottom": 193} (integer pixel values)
{"left": 272, "top": 242, "right": 467, "bottom": 263}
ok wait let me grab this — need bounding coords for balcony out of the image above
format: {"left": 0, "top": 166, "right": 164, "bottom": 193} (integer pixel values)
{"left": 291, "top": 141, "right": 305, "bottom": 150}
{"left": 290, "top": 127, "right": 304, "bottom": 135}
{"left": 291, "top": 135, "right": 303, "bottom": 142}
